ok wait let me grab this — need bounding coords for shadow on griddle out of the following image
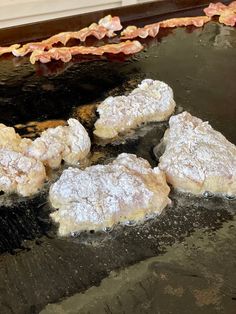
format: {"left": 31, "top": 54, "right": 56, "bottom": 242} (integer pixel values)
{"left": 34, "top": 53, "right": 135, "bottom": 77}
{"left": 0, "top": 191, "right": 54, "bottom": 254}
{"left": 0, "top": 56, "right": 144, "bottom": 126}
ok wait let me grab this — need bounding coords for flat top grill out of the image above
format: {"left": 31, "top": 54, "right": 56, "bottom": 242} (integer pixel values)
{"left": 0, "top": 1, "right": 235, "bottom": 313}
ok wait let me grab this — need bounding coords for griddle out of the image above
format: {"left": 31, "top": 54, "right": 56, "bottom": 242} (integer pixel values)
{"left": 0, "top": 1, "right": 235, "bottom": 313}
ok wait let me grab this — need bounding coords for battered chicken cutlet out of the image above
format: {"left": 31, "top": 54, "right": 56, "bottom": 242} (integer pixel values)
{"left": 157, "top": 112, "right": 236, "bottom": 196}
{"left": 94, "top": 79, "right": 176, "bottom": 140}
{"left": 0, "top": 119, "right": 90, "bottom": 169}
{"left": 0, "top": 119, "right": 90, "bottom": 196}
{"left": 0, "top": 123, "right": 31, "bottom": 152}
{"left": 0, "top": 149, "right": 46, "bottom": 196}
{"left": 49, "top": 153, "right": 170, "bottom": 236}
{"left": 0, "top": 124, "right": 45, "bottom": 196}
{"left": 25, "top": 118, "right": 91, "bottom": 168}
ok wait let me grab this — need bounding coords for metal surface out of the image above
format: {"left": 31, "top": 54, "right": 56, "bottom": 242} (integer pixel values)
{"left": 0, "top": 2, "right": 236, "bottom": 314}
{"left": 41, "top": 218, "right": 236, "bottom": 314}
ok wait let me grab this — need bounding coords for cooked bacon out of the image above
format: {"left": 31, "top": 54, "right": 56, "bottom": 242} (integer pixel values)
{"left": 159, "top": 16, "right": 211, "bottom": 28}
{"left": 12, "top": 42, "right": 51, "bottom": 57}
{"left": 0, "top": 44, "right": 20, "bottom": 57}
{"left": 121, "top": 24, "right": 160, "bottom": 39}
{"left": 44, "top": 15, "right": 122, "bottom": 44}
{"left": 204, "top": 2, "right": 227, "bottom": 16}
{"left": 229, "top": 1, "right": 236, "bottom": 9}
{"left": 220, "top": 10, "right": 236, "bottom": 26}
{"left": 30, "top": 40, "right": 143, "bottom": 64}
{"left": 121, "top": 16, "right": 210, "bottom": 39}
{"left": 12, "top": 15, "right": 122, "bottom": 57}
{"left": 98, "top": 15, "right": 122, "bottom": 32}
{"left": 204, "top": 1, "right": 236, "bottom": 26}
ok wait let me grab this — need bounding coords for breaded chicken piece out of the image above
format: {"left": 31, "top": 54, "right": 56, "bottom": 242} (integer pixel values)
{"left": 0, "top": 148, "right": 46, "bottom": 196}
{"left": 94, "top": 79, "right": 176, "bottom": 139}
{"left": 0, "top": 119, "right": 90, "bottom": 169}
{"left": 26, "top": 118, "right": 91, "bottom": 168}
{"left": 0, "top": 119, "right": 90, "bottom": 196}
{"left": 0, "top": 123, "right": 31, "bottom": 152}
{"left": 157, "top": 112, "right": 236, "bottom": 196}
{"left": 49, "top": 153, "right": 170, "bottom": 235}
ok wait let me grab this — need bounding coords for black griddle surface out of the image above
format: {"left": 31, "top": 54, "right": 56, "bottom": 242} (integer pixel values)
{"left": 0, "top": 7, "right": 236, "bottom": 314}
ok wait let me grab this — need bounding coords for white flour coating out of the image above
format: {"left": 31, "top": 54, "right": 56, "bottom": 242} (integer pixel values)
{"left": 0, "top": 119, "right": 90, "bottom": 169}
{"left": 26, "top": 118, "right": 91, "bottom": 168}
{"left": 158, "top": 111, "right": 236, "bottom": 195}
{"left": 49, "top": 153, "right": 170, "bottom": 235}
{"left": 0, "top": 123, "right": 31, "bottom": 152}
{"left": 94, "top": 79, "right": 176, "bottom": 139}
{"left": 0, "top": 148, "right": 46, "bottom": 196}
{"left": 0, "top": 119, "right": 90, "bottom": 196}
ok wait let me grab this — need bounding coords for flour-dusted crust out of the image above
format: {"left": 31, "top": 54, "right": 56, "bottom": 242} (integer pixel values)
{"left": 0, "top": 118, "right": 91, "bottom": 169}
{"left": 0, "top": 123, "right": 31, "bottom": 152}
{"left": 0, "top": 119, "right": 90, "bottom": 196}
{"left": 94, "top": 79, "right": 176, "bottom": 139}
{"left": 26, "top": 118, "right": 91, "bottom": 168}
{"left": 0, "top": 149, "right": 46, "bottom": 196}
{"left": 158, "top": 112, "right": 236, "bottom": 196}
{"left": 49, "top": 153, "right": 170, "bottom": 235}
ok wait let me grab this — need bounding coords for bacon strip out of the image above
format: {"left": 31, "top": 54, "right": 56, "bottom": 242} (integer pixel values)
{"left": 121, "top": 16, "right": 211, "bottom": 40}
{"left": 204, "top": 2, "right": 227, "bottom": 16}
{"left": 12, "top": 15, "right": 122, "bottom": 57}
{"left": 0, "top": 44, "right": 20, "bottom": 57}
{"left": 204, "top": 1, "right": 236, "bottom": 26}
{"left": 160, "top": 16, "right": 211, "bottom": 28}
{"left": 120, "top": 24, "right": 160, "bottom": 40}
{"left": 30, "top": 40, "right": 143, "bottom": 64}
